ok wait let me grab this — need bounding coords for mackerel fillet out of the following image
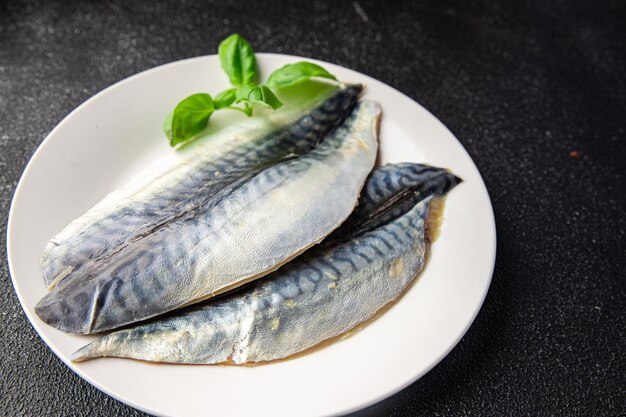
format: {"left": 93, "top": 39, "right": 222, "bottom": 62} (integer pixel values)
{"left": 72, "top": 163, "right": 460, "bottom": 363}
{"left": 42, "top": 85, "right": 362, "bottom": 290}
{"left": 37, "top": 99, "right": 380, "bottom": 334}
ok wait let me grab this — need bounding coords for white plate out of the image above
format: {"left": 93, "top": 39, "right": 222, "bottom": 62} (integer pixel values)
{"left": 7, "top": 54, "right": 496, "bottom": 417}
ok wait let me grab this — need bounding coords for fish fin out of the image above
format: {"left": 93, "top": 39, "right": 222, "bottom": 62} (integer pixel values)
{"left": 71, "top": 341, "right": 102, "bottom": 362}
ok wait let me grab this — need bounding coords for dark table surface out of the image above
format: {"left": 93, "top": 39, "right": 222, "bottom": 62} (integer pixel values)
{"left": 1, "top": 0, "right": 625, "bottom": 415}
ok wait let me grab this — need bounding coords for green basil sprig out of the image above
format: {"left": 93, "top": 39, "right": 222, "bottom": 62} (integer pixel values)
{"left": 245, "top": 85, "right": 283, "bottom": 110}
{"left": 213, "top": 88, "right": 236, "bottom": 109}
{"left": 218, "top": 34, "right": 257, "bottom": 86}
{"left": 170, "top": 94, "right": 214, "bottom": 146}
{"left": 267, "top": 62, "right": 337, "bottom": 89}
{"left": 164, "top": 34, "right": 339, "bottom": 147}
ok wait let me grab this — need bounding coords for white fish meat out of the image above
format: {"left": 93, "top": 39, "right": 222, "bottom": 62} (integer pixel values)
{"left": 42, "top": 84, "right": 362, "bottom": 290}
{"left": 37, "top": 99, "right": 380, "bottom": 334}
{"left": 72, "top": 163, "right": 461, "bottom": 363}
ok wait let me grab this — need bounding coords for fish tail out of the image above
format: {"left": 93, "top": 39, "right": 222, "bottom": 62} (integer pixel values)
{"left": 71, "top": 340, "right": 105, "bottom": 362}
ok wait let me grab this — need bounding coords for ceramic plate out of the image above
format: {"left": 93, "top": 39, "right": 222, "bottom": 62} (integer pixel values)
{"left": 7, "top": 54, "right": 496, "bottom": 417}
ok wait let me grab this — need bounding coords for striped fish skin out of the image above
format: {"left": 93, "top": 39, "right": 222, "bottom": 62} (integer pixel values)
{"left": 37, "top": 100, "right": 380, "bottom": 334}
{"left": 41, "top": 84, "right": 362, "bottom": 290}
{"left": 71, "top": 163, "right": 460, "bottom": 363}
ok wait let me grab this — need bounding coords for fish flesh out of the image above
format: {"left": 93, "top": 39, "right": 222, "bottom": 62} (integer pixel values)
{"left": 37, "top": 99, "right": 380, "bottom": 334}
{"left": 42, "top": 84, "right": 362, "bottom": 290}
{"left": 72, "top": 163, "right": 460, "bottom": 363}
{"left": 38, "top": 98, "right": 379, "bottom": 334}
{"left": 71, "top": 163, "right": 461, "bottom": 363}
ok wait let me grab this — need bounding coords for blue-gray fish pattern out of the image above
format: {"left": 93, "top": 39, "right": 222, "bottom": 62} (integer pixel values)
{"left": 71, "top": 163, "right": 461, "bottom": 363}
{"left": 41, "top": 85, "right": 362, "bottom": 289}
{"left": 37, "top": 99, "right": 380, "bottom": 334}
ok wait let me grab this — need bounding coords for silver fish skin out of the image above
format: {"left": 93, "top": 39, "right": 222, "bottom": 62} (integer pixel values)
{"left": 71, "top": 163, "right": 460, "bottom": 363}
{"left": 41, "top": 84, "right": 362, "bottom": 290}
{"left": 37, "top": 100, "right": 381, "bottom": 334}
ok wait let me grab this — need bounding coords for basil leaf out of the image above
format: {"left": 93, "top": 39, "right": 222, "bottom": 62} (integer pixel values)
{"left": 218, "top": 34, "right": 257, "bottom": 86}
{"left": 267, "top": 62, "right": 337, "bottom": 89}
{"left": 247, "top": 85, "right": 283, "bottom": 110}
{"left": 170, "top": 93, "right": 214, "bottom": 146}
{"left": 163, "top": 110, "right": 174, "bottom": 140}
{"left": 214, "top": 88, "right": 236, "bottom": 109}
{"left": 234, "top": 84, "right": 256, "bottom": 103}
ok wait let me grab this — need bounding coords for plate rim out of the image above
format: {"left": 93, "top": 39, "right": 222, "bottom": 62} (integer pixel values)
{"left": 6, "top": 52, "right": 497, "bottom": 417}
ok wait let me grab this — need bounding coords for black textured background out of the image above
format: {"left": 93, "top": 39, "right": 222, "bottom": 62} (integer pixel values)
{"left": 1, "top": 0, "right": 625, "bottom": 415}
